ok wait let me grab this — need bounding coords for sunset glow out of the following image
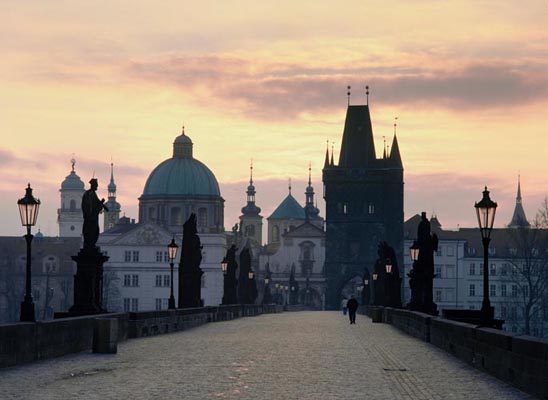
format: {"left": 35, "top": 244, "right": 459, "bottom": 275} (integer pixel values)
{"left": 2, "top": 1, "right": 548, "bottom": 235}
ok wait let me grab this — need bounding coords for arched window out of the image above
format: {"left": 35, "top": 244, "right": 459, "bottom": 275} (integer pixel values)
{"left": 245, "top": 224, "right": 255, "bottom": 237}
{"left": 171, "top": 207, "right": 182, "bottom": 225}
{"left": 70, "top": 199, "right": 76, "bottom": 211}
{"left": 148, "top": 207, "right": 155, "bottom": 221}
{"left": 198, "top": 207, "right": 208, "bottom": 227}
{"left": 272, "top": 225, "right": 280, "bottom": 242}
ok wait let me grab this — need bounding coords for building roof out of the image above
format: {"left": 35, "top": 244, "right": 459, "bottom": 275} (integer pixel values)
{"left": 141, "top": 130, "right": 220, "bottom": 198}
{"left": 61, "top": 170, "right": 85, "bottom": 190}
{"left": 508, "top": 177, "right": 530, "bottom": 228}
{"left": 268, "top": 193, "right": 306, "bottom": 220}
{"left": 338, "top": 105, "right": 376, "bottom": 168}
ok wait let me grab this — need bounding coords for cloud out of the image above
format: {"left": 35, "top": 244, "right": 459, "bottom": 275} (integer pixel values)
{"left": 0, "top": 149, "right": 17, "bottom": 166}
{"left": 126, "top": 56, "right": 548, "bottom": 120}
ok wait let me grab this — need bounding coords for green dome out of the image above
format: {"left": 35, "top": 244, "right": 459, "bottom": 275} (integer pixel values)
{"left": 142, "top": 130, "right": 220, "bottom": 198}
{"left": 143, "top": 158, "right": 220, "bottom": 197}
{"left": 61, "top": 170, "right": 85, "bottom": 190}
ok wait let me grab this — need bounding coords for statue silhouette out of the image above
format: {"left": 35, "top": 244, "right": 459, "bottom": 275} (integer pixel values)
{"left": 82, "top": 178, "right": 108, "bottom": 249}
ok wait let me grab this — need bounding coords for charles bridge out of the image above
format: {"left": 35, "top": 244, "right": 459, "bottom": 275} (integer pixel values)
{"left": 1, "top": 306, "right": 547, "bottom": 399}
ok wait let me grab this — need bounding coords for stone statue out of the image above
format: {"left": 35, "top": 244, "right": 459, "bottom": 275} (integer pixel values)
{"left": 82, "top": 178, "right": 108, "bottom": 249}
{"left": 178, "top": 213, "right": 204, "bottom": 308}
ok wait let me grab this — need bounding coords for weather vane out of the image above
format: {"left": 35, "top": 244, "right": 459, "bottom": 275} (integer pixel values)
{"left": 347, "top": 85, "right": 351, "bottom": 105}
{"left": 366, "top": 85, "right": 370, "bottom": 105}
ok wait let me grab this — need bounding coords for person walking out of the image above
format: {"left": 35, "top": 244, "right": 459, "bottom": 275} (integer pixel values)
{"left": 341, "top": 297, "right": 348, "bottom": 315}
{"left": 347, "top": 295, "right": 359, "bottom": 324}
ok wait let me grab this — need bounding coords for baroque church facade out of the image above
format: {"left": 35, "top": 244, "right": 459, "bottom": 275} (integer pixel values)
{"left": 98, "top": 128, "right": 226, "bottom": 310}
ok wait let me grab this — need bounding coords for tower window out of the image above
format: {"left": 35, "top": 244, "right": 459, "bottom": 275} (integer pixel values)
{"left": 368, "top": 203, "right": 374, "bottom": 214}
{"left": 148, "top": 207, "right": 155, "bottom": 221}
{"left": 343, "top": 203, "right": 348, "bottom": 215}
{"left": 70, "top": 199, "right": 76, "bottom": 211}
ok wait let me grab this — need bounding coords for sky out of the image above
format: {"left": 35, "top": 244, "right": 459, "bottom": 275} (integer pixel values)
{"left": 1, "top": 0, "right": 548, "bottom": 237}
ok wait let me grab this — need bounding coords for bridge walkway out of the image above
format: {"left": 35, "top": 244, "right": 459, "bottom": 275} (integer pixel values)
{"left": 0, "top": 311, "right": 533, "bottom": 399}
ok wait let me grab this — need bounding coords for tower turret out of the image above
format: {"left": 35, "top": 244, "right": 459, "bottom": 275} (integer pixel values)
{"left": 58, "top": 157, "right": 85, "bottom": 237}
{"left": 508, "top": 175, "right": 530, "bottom": 228}
{"left": 104, "top": 162, "right": 122, "bottom": 231}
{"left": 239, "top": 161, "right": 263, "bottom": 246}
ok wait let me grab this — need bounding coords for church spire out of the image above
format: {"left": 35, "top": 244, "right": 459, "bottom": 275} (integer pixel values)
{"left": 241, "top": 160, "right": 261, "bottom": 216}
{"left": 508, "top": 175, "right": 530, "bottom": 228}
{"left": 338, "top": 98, "right": 376, "bottom": 168}
{"left": 324, "top": 140, "right": 330, "bottom": 168}
{"left": 304, "top": 163, "right": 320, "bottom": 220}
{"left": 104, "top": 160, "right": 121, "bottom": 230}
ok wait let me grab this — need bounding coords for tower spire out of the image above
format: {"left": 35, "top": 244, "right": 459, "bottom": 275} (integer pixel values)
{"left": 347, "top": 86, "right": 351, "bottom": 106}
{"left": 288, "top": 178, "right": 292, "bottom": 195}
{"left": 508, "top": 174, "right": 529, "bottom": 228}
{"left": 366, "top": 85, "right": 369, "bottom": 106}
{"left": 250, "top": 158, "right": 254, "bottom": 185}
{"left": 324, "top": 140, "right": 330, "bottom": 168}
{"left": 330, "top": 143, "right": 334, "bottom": 166}
{"left": 308, "top": 161, "right": 312, "bottom": 186}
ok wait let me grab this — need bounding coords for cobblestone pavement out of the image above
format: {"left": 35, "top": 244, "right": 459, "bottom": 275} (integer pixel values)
{"left": 0, "top": 312, "right": 534, "bottom": 400}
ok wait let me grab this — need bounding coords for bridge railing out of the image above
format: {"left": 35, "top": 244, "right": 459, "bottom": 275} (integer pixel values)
{"left": 359, "top": 306, "right": 548, "bottom": 399}
{"left": 0, "top": 304, "right": 282, "bottom": 369}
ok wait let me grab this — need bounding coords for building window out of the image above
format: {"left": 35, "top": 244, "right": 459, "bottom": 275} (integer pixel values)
{"left": 469, "top": 284, "right": 475, "bottom": 297}
{"left": 132, "top": 251, "right": 139, "bottom": 262}
{"left": 124, "top": 274, "right": 131, "bottom": 287}
{"left": 490, "top": 264, "right": 496, "bottom": 276}
{"left": 510, "top": 307, "right": 517, "bottom": 319}
{"left": 123, "top": 298, "right": 130, "bottom": 312}
{"left": 509, "top": 248, "right": 517, "bottom": 256}
{"left": 171, "top": 207, "right": 182, "bottom": 225}
{"left": 490, "top": 284, "right": 496, "bottom": 297}
{"left": 523, "top": 286, "right": 529, "bottom": 297}
{"left": 479, "top": 263, "right": 484, "bottom": 275}
{"left": 164, "top": 251, "right": 169, "bottom": 263}
{"left": 198, "top": 207, "right": 208, "bottom": 227}
{"left": 163, "top": 275, "right": 170, "bottom": 287}
{"left": 447, "top": 246, "right": 454, "bottom": 256}
{"left": 201, "top": 275, "right": 206, "bottom": 288}
{"left": 131, "top": 298, "right": 139, "bottom": 312}
{"left": 272, "top": 225, "right": 280, "bottom": 242}
{"left": 43, "top": 256, "right": 57, "bottom": 274}
{"left": 435, "top": 290, "right": 442, "bottom": 302}
{"left": 435, "top": 266, "right": 442, "bottom": 278}
{"left": 124, "top": 251, "right": 131, "bottom": 262}
{"left": 512, "top": 265, "right": 518, "bottom": 277}
{"left": 368, "top": 203, "right": 374, "bottom": 214}
{"left": 155, "top": 275, "right": 162, "bottom": 287}
{"left": 131, "top": 274, "right": 139, "bottom": 287}
{"left": 156, "top": 251, "right": 163, "bottom": 263}
{"left": 501, "top": 263, "right": 508, "bottom": 276}
{"left": 469, "top": 304, "right": 475, "bottom": 310}
{"left": 501, "top": 284, "right": 507, "bottom": 297}
{"left": 155, "top": 298, "right": 163, "bottom": 311}
{"left": 512, "top": 285, "right": 518, "bottom": 297}
{"left": 343, "top": 203, "right": 348, "bottom": 215}
{"left": 148, "top": 207, "right": 155, "bottom": 221}
{"left": 437, "top": 246, "right": 443, "bottom": 256}
{"left": 501, "top": 306, "right": 507, "bottom": 318}
{"left": 469, "top": 263, "right": 475, "bottom": 276}
{"left": 488, "top": 247, "right": 496, "bottom": 256}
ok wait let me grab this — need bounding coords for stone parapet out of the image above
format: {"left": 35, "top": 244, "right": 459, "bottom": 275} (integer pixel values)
{"left": 0, "top": 304, "right": 279, "bottom": 369}
{"left": 365, "top": 307, "right": 548, "bottom": 399}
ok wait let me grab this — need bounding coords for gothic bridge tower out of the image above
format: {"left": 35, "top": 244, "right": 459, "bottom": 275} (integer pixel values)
{"left": 322, "top": 97, "right": 404, "bottom": 309}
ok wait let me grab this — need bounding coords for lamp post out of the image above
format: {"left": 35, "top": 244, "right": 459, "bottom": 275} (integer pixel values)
{"left": 263, "top": 274, "right": 272, "bottom": 304}
{"left": 372, "top": 272, "right": 378, "bottom": 305}
{"left": 408, "top": 241, "right": 420, "bottom": 310}
{"left": 475, "top": 186, "right": 497, "bottom": 325}
{"left": 385, "top": 258, "right": 392, "bottom": 307}
{"left": 17, "top": 184, "right": 40, "bottom": 322}
{"left": 363, "top": 276, "right": 370, "bottom": 306}
{"left": 167, "top": 238, "right": 178, "bottom": 309}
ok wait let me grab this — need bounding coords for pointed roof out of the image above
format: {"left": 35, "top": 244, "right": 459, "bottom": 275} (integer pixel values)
{"left": 389, "top": 134, "right": 403, "bottom": 169}
{"left": 324, "top": 142, "right": 330, "bottom": 168}
{"left": 268, "top": 193, "right": 306, "bottom": 220}
{"left": 338, "top": 105, "right": 376, "bottom": 168}
{"left": 508, "top": 176, "right": 530, "bottom": 228}
{"left": 108, "top": 162, "right": 117, "bottom": 194}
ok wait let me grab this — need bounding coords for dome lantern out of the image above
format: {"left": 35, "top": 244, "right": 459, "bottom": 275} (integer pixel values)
{"left": 173, "top": 126, "right": 193, "bottom": 158}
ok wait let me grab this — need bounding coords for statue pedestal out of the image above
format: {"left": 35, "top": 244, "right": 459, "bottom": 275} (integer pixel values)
{"left": 68, "top": 247, "right": 109, "bottom": 315}
{"left": 178, "top": 268, "right": 203, "bottom": 308}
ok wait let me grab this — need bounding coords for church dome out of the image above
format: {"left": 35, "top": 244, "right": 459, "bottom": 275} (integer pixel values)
{"left": 61, "top": 170, "right": 85, "bottom": 190}
{"left": 142, "top": 130, "right": 220, "bottom": 197}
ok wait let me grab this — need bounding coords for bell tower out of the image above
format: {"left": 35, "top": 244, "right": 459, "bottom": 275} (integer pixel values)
{"left": 58, "top": 158, "right": 85, "bottom": 237}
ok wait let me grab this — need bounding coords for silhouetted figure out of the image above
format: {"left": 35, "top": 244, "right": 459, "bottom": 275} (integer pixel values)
{"left": 347, "top": 295, "right": 359, "bottom": 324}
{"left": 82, "top": 178, "right": 108, "bottom": 249}
{"left": 415, "top": 212, "right": 438, "bottom": 315}
{"left": 238, "top": 247, "right": 252, "bottom": 304}
{"left": 178, "top": 214, "right": 203, "bottom": 308}
{"left": 222, "top": 244, "right": 238, "bottom": 305}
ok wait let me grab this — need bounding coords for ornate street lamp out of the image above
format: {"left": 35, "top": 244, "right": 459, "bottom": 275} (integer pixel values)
{"left": 475, "top": 186, "right": 497, "bottom": 325}
{"left": 18, "top": 184, "right": 40, "bottom": 322}
{"left": 410, "top": 241, "right": 420, "bottom": 262}
{"left": 385, "top": 258, "right": 393, "bottom": 274}
{"left": 167, "top": 238, "right": 178, "bottom": 309}
{"left": 221, "top": 258, "right": 228, "bottom": 275}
